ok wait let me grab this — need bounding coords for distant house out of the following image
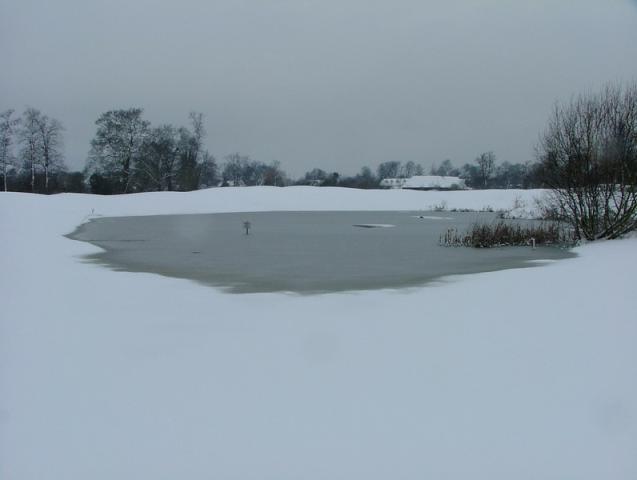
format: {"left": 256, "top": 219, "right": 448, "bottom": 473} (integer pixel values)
{"left": 402, "top": 175, "right": 466, "bottom": 191}
{"left": 380, "top": 175, "right": 467, "bottom": 191}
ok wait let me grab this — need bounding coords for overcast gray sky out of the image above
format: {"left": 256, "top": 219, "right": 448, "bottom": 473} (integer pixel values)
{"left": 1, "top": 0, "right": 636, "bottom": 177}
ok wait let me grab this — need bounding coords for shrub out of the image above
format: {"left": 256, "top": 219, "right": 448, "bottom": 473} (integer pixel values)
{"left": 537, "top": 83, "right": 637, "bottom": 240}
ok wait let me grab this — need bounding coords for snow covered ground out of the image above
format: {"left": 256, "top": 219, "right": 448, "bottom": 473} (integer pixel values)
{"left": 1, "top": 187, "right": 636, "bottom": 479}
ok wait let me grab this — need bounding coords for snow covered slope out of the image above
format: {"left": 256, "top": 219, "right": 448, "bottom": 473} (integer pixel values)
{"left": 1, "top": 187, "right": 636, "bottom": 480}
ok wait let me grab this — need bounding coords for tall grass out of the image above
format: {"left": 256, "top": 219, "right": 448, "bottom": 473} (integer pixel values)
{"left": 440, "top": 221, "right": 575, "bottom": 248}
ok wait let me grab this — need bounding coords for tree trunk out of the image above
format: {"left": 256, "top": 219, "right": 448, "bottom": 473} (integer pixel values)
{"left": 43, "top": 143, "right": 50, "bottom": 193}
{"left": 123, "top": 155, "right": 131, "bottom": 193}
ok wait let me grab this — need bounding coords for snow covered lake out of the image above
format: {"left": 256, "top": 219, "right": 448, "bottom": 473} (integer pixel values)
{"left": 69, "top": 211, "right": 574, "bottom": 293}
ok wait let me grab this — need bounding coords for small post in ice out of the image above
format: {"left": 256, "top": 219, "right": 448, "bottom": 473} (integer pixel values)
{"left": 243, "top": 221, "right": 251, "bottom": 235}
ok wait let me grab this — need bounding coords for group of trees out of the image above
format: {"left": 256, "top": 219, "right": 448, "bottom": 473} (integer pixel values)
{"left": 295, "top": 158, "right": 542, "bottom": 190}
{"left": 376, "top": 160, "right": 425, "bottom": 180}
{"left": 86, "top": 109, "right": 291, "bottom": 193}
{"left": 86, "top": 110, "right": 218, "bottom": 194}
{"left": 433, "top": 156, "right": 544, "bottom": 189}
{"left": 0, "top": 106, "right": 549, "bottom": 194}
{"left": 0, "top": 108, "right": 69, "bottom": 193}
{"left": 427, "top": 155, "right": 543, "bottom": 189}
{"left": 220, "top": 153, "right": 287, "bottom": 187}
{"left": 296, "top": 167, "right": 376, "bottom": 188}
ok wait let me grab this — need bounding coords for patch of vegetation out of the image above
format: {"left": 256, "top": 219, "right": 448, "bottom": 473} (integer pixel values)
{"left": 536, "top": 83, "right": 637, "bottom": 240}
{"left": 430, "top": 203, "right": 499, "bottom": 214}
{"left": 439, "top": 221, "right": 576, "bottom": 248}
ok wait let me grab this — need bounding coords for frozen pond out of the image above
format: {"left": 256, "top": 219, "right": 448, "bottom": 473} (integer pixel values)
{"left": 69, "top": 211, "right": 574, "bottom": 294}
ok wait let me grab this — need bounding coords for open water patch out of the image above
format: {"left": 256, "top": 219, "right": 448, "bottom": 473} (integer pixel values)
{"left": 68, "top": 211, "right": 575, "bottom": 294}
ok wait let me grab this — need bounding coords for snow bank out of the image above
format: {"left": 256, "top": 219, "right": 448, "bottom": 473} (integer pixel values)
{"left": 0, "top": 186, "right": 546, "bottom": 227}
{"left": 1, "top": 187, "right": 635, "bottom": 480}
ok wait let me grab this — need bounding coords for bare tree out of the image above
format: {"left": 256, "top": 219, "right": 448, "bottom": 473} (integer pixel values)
{"left": 222, "top": 153, "right": 251, "bottom": 186}
{"left": 0, "top": 109, "right": 20, "bottom": 192}
{"left": 188, "top": 111, "right": 205, "bottom": 161}
{"left": 537, "top": 83, "right": 637, "bottom": 239}
{"left": 136, "top": 125, "right": 180, "bottom": 191}
{"left": 198, "top": 151, "right": 219, "bottom": 188}
{"left": 475, "top": 151, "right": 495, "bottom": 188}
{"left": 19, "top": 108, "right": 42, "bottom": 192}
{"left": 431, "top": 159, "right": 458, "bottom": 177}
{"left": 175, "top": 112, "right": 206, "bottom": 191}
{"left": 34, "top": 114, "right": 64, "bottom": 192}
{"left": 400, "top": 161, "right": 420, "bottom": 178}
{"left": 377, "top": 161, "right": 401, "bottom": 180}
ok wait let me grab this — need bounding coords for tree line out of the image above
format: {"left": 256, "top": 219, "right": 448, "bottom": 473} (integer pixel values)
{"left": 0, "top": 108, "right": 290, "bottom": 194}
{"left": 2, "top": 106, "right": 547, "bottom": 194}
{"left": 295, "top": 156, "right": 543, "bottom": 189}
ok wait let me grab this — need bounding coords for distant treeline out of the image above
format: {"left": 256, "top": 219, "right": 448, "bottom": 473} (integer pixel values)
{"left": 296, "top": 156, "right": 543, "bottom": 190}
{"left": 1, "top": 107, "right": 544, "bottom": 194}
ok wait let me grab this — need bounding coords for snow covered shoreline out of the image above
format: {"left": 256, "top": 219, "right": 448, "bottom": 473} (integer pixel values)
{"left": 1, "top": 187, "right": 636, "bottom": 479}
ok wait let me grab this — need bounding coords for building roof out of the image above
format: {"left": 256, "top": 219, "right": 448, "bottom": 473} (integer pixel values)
{"left": 402, "top": 175, "right": 466, "bottom": 189}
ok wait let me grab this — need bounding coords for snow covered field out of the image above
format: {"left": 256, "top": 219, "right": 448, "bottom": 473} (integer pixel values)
{"left": 1, "top": 187, "right": 636, "bottom": 479}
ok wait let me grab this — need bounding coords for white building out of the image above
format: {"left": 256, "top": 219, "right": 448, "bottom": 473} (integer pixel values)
{"left": 403, "top": 175, "right": 466, "bottom": 190}
{"left": 380, "top": 175, "right": 467, "bottom": 190}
